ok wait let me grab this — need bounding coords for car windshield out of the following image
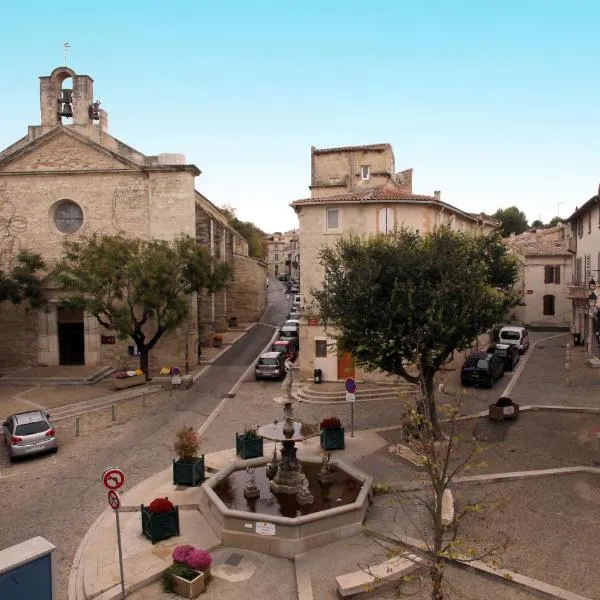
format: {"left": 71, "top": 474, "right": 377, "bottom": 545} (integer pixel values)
{"left": 15, "top": 421, "right": 49, "bottom": 435}
{"left": 501, "top": 331, "right": 521, "bottom": 340}
{"left": 465, "top": 357, "right": 488, "bottom": 369}
{"left": 271, "top": 345, "right": 286, "bottom": 352}
{"left": 259, "top": 358, "right": 279, "bottom": 366}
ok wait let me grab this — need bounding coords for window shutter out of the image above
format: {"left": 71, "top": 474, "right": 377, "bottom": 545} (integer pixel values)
{"left": 544, "top": 266, "right": 552, "bottom": 284}
{"left": 378, "top": 208, "right": 386, "bottom": 233}
{"left": 554, "top": 266, "right": 560, "bottom": 284}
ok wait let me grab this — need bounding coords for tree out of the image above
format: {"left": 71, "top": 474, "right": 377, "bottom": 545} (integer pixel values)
{"left": 548, "top": 216, "right": 564, "bottom": 228}
{"left": 530, "top": 219, "right": 544, "bottom": 229}
{"left": 313, "top": 227, "right": 518, "bottom": 438}
{"left": 369, "top": 397, "right": 508, "bottom": 599}
{"left": 220, "top": 204, "right": 266, "bottom": 259}
{"left": 57, "top": 234, "right": 230, "bottom": 379}
{"left": 0, "top": 251, "right": 46, "bottom": 309}
{"left": 492, "top": 206, "right": 529, "bottom": 237}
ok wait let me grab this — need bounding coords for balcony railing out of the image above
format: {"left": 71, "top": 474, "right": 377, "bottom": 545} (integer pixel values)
{"left": 566, "top": 281, "right": 590, "bottom": 299}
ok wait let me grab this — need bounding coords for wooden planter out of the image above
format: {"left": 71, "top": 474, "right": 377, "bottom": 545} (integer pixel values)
{"left": 172, "top": 570, "right": 206, "bottom": 598}
{"left": 113, "top": 376, "right": 145, "bottom": 390}
{"left": 213, "top": 338, "right": 223, "bottom": 348}
{"left": 172, "top": 456, "right": 205, "bottom": 486}
{"left": 236, "top": 434, "right": 263, "bottom": 459}
{"left": 488, "top": 403, "right": 520, "bottom": 422}
{"left": 141, "top": 505, "right": 180, "bottom": 544}
{"left": 320, "top": 428, "right": 345, "bottom": 450}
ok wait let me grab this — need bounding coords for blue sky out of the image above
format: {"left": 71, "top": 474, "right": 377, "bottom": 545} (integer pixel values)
{"left": 1, "top": 0, "right": 600, "bottom": 233}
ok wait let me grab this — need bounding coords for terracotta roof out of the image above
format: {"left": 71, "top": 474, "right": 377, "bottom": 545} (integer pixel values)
{"left": 505, "top": 225, "right": 569, "bottom": 256}
{"left": 292, "top": 182, "right": 433, "bottom": 205}
{"left": 311, "top": 143, "right": 391, "bottom": 155}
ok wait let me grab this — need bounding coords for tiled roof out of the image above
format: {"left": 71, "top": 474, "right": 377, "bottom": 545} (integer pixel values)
{"left": 311, "top": 143, "right": 391, "bottom": 155}
{"left": 291, "top": 182, "right": 434, "bottom": 205}
{"left": 505, "top": 225, "right": 569, "bottom": 256}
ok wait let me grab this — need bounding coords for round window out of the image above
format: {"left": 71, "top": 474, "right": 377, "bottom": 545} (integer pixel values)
{"left": 54, "top": 200, "right": 83, "bottom": 233}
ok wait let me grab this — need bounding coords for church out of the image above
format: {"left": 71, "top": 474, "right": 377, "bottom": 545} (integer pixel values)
{"left": 0, "top": 66, "right": 266, "bottom": 370}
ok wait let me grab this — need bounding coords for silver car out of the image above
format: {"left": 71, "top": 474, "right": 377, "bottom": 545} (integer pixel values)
{"left": 3, "top": 410, "right": 58, "bottom": 461}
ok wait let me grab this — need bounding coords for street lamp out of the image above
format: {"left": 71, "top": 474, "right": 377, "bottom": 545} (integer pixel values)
{"left": 589, "top": 278, "right": 596, "bottom": 291}
{"left": 588, "top": 292, "right": 597, "bottom": 309}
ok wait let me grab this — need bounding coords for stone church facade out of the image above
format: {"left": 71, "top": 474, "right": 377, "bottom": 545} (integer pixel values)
{"left": 0, "top": 66, "right": 266, "bottom": 370}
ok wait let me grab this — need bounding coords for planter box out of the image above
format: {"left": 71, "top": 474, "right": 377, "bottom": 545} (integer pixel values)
{"left": 236, "top": 434, "right": 263, "bottom": 459}
{"left": 320, "top": 428, "right": 345, "bottom": 450}
{"left": 141, "top": 505, "right": 180, "bottom": 544}
{"left": 113, "top": 376, "right": 145, "bottom": 390}
{"left": 172, "top": 570, "right": 206, "bottom": 598}
{"left": 173, "top": 456, "right": 205, "bottom": 486}
{"left": 488, "top": 403, "right": 520, "bottom": 422}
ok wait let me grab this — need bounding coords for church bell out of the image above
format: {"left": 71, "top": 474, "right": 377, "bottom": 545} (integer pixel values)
{"left": 59, "top": 89, "right": 73, "bottom": 117}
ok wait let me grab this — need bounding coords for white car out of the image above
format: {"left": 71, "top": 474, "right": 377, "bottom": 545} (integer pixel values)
{"left": 498, "top": 326, "right": 530, "bottom": 354}
{"left": 284, "top": 319, "right": 299, "bottom": 329}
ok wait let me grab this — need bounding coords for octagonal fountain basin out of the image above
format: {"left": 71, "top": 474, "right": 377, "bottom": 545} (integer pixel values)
{"left": 199, "top": 456, "right": 373, "bottom": 559}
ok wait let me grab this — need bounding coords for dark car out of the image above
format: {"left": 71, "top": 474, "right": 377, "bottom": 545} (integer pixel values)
{"left": 460, "top": 352, "right": 505, "bottom": 388}
{"left": 254, "top": 351, "right": 286, "bottom": 380}
{"left": 277, "top": 273, "right": 288, "bottom": 281}
{"left": 278, "top": 326, "right": 299, "bottom": 349}
{"left": 487, "top": 343, "right": 519, "bottom": 371}
{"left": 270, "top": 340, "right": 297, "bottom": 362}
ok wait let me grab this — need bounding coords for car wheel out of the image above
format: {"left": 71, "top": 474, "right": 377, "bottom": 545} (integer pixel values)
{"left": 460, "top": 378, "right": 468, "bottom": 386}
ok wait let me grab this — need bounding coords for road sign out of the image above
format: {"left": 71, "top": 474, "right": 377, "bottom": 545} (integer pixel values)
{"left": 345, "top": 391, "right": 356, "bottom": 403}
{"left": 344, "top": 377, "right": 357, "bottom": 394}
{"left": 108, "top": 490, "right": 120, "bottom": 510}
{"left": 102, "top": 467, "right": 125, "bottom": 490}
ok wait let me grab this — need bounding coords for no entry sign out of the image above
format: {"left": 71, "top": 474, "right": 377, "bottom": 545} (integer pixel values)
{"left": 344, "top": 378, "right": 357, "bottom": 394}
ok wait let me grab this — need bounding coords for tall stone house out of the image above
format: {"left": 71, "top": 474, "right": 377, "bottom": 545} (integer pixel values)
{"left": 505, "top": 225, "right": 571, "bottom": 327}
{"left": 264, "top": 229, "right": 299, "bottom": 279}
{"left": 566, "top": 191, "right": 600, "bottom": 355}
{"left": 0, "top": 66, "right": 266, "bottom": 370}
{"left": 291, "top": 143, "right": 498, "bottom": 382}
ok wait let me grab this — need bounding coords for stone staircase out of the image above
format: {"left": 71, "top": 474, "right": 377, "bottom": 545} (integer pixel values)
{"left": 0, "top": 365, "right": 114, "bottom": 386}
{"left": 294, "top": 382, "right": 419, "bottom": 403}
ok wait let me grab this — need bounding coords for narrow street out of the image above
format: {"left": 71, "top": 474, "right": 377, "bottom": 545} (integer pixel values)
{"left": 0, "top": 278, "right": 291, "bottom": 600}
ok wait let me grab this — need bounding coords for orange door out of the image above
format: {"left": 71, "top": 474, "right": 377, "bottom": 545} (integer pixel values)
{"left": 337, "top": 351, "right": 355, "bottom": 380}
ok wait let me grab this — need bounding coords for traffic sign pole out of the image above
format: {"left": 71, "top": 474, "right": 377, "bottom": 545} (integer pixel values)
{"left": 345, "top": 378, "right": 357, "bottom": 437}
{"left": 115, "top": 508, "right": 126, "bottom": 599}
{"left": 104, "top": 471, "right": 126, "bottom": 598}
{"left": 351, "top": 402, "right": 354, "bottom": 437}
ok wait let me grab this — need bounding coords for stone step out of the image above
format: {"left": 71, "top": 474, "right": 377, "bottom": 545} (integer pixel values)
{"left": 0, "top": 366, "right": 115, "bottom": 386}
{"left": 295, "top": 386, "right": 418, "bottom": 402}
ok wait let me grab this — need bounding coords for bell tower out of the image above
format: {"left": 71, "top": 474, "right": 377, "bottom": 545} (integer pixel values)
{"left": 39, "top": 67, "right": 97, "bottom": 127}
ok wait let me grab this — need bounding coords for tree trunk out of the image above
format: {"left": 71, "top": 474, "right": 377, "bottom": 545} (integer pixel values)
{"left": 421, "top": 371, "right": 442, "bottom": 439}
{"left": 139, "top": 350, "right": 150, "bottom": 381}
{"left": 430, "top": 560, "right": 444, "bottom": 600}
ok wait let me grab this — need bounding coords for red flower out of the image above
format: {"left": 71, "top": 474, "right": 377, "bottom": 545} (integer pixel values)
{"left": 320, "top": 416, "right": 341, "bottom": 430}
{"left": 186, "top": 549, "right": 212, "bottom": 571}
{"left": 147, "top": 497, "right": 174, "bottom": 515}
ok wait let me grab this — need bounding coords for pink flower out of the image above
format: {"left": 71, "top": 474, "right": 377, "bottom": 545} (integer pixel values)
{"left": 185, "top": 549, "right": 212, "bottom": 571}
{"left": 172, "top": 544, "right": 195, "bottom": 564}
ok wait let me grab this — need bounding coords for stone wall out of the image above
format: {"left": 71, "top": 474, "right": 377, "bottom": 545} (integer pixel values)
{"left": 0, "top": 304, "right": 38, "bottom": 367}
{"left": 228, "top": 254, "right": 267, "bottom": 323}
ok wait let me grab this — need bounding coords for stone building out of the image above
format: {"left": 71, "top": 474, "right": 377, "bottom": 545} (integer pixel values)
{"left": 0, "top": 66, "right": 266, "bottom": 370}
{"left": 264, "top": 229, "right": 299, "bottom": 279}
{"left": 291, "top": 143, "right": 498, "bottom": 382}
{"left": 505, "top": 225, "right": 571, "bottom": 327}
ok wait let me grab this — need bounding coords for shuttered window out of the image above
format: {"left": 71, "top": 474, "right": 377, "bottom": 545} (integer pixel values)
{"left": 544, "top": 265, "right": 561, "bottom": 284}
{"left": 378, "top": 207, "right": 395, "bottom": 234}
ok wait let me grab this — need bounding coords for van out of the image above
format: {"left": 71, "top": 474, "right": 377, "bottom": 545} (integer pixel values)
{"left": 499, "top": 326, "right": 529, "bottom": 354}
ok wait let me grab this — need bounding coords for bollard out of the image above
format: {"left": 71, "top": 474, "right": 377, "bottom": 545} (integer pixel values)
{"left": 142, "top": 394, "right": 146, "bottom": 408}
{"left": 75, "top": 417, "right": 80, "bottom": 437}
{"left": 111, "top": 404, "right": 116, "bottom": 421}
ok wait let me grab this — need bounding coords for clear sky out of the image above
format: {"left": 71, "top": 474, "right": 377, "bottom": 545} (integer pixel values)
{"left": 1, "top": 0, "right": 599, "bottom": 234}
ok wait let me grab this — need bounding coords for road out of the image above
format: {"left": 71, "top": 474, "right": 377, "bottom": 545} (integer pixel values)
{"left": 0, "top": 278, "right": 291, "bottom": 600}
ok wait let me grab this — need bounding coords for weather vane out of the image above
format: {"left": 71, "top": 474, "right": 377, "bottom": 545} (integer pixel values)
{"left": 63, "top": 42, "right": 71, "bottom": 66}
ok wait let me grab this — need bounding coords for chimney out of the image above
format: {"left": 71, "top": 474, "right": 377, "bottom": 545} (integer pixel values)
{"left": 434, "top": 190, "right": 441, "bottom": 201}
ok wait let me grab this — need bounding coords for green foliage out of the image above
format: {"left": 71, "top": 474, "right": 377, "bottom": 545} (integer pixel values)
{"left": 162, "top": 562, "right": 198, "bottom": 592}
{"left": 548, "top": 216, "right": 564, "bottom": 228}
{"left": 313, "top": 227, "right": 518, "bottom": 433}
{"left": 220, "top": 204, "right": 266, "bottom": 259}
{"left": 492, "top": 206, "right": 529, "bottom": 237}
{"left": 530, "top": 219, "right": 544, "bottom": 229}
{"left": 56, "top": 234, "right": 230, "bottom": 376}
{"left": 0, "top": 251, "right": 46, "bottom": 309}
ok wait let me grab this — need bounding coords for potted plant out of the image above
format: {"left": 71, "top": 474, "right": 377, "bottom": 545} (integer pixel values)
{"left": 489, "top": 397, "right": 520, "bottom": 422}
{"left": 320, "top": 416, "right": 345, "bottom": 450}
{"left": 112, "top": 368, "right": 145, "bottom": 390}
{"left": 213, "top": 335, "right": 223, "bottom": 348}
{"left": 173, "top": 427, "right": 205, "bottom": 486}
{"left": 236, "top": 426, "right": 263, "bottom": 459}
{"left": 141, "top": 497, "right": 180, "bottom": 544}
{"left": 163, "top": 545, "right": 213, "bottom": 598}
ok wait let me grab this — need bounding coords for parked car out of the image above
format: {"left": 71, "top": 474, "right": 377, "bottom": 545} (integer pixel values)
{"left": 293, "top": 294, "right": 301, "bottom": 306}
{"left": 499, "top": 326, "right": 530, "bottom": 354}
{"left": 270, "top": 339, "right": 297, "bottom": 362}
{"left": 288, "top": 307, "right": 300, "bottom": 319}
{"left": 460, "top": 352, "right": 505, "bottom": 388}
{"left": 284, "top": 319, "right": 299, "bottom": 330}
{"left": 2, "top": 410, "right": 58, "bottom": 461}
{"left": 487, "top": 343, "right": 519, "bottom": 371}
{"left": 254, "top": 351, "right": 286, "bottom": 380}
{"left": 278, "top": 325, "right": 300, "bottom": 348}
{"left": 288, "top": 282, "right": 299, "bottom": 293}
{"left": 277, "top": 273, "right": 288, "bottom": 281}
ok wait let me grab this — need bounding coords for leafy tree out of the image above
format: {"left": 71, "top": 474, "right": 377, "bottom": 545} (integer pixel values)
{"left": 313, "top": 227, "right": 518, "bottom": 438}
{"left": 0, "top": 251, "right": 46, "bottom": 309}
{"left": 220, "top": 204, "right": 266, "bottom": 259}
{"left": 548, "top": 216, "right": 564, "bottom": 228}
{"left": 530, "top": 219, "right": 544, "bottom": 229}
{"left": 492, "top": 206, "right": 529, "bottom": 237}
{"left": 57, "top": 234, "right": 230, "bottom": 379}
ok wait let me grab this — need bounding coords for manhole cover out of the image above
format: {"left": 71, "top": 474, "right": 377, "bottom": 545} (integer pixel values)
{"left": 225, "top": 553, "right": 244, "bottom": 567}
